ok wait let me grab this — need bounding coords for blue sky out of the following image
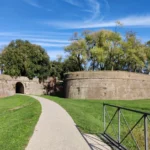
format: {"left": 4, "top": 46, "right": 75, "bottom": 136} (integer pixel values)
{"left": 1, "top": 0, "right": 150, "bottom": 60}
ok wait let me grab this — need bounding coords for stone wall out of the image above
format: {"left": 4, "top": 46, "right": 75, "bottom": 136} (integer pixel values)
{"left": 64, "top": 71, "right": 150, "bottom": 100}
{"left": 0, "top": 75, "right": 44, "bottom": 97}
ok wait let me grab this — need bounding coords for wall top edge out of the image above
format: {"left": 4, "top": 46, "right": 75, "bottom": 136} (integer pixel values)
{"left": 65, "top": 71, "right": 150, "bottom": 80}
{"left": 0, "top": 74, "right": 39, "bottom": 82}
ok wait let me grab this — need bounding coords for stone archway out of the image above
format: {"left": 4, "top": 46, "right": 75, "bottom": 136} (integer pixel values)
{"left": 16, "top": 82, "right": 24, "bottom": 94}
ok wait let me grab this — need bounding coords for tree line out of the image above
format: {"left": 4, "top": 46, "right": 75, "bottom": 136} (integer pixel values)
{"left": 0, "top": 29, "right": 150, "bottom": 80}
{"left": 65, "top": 30, "right": 150, "bottom": 73}
{"left": 0, "top": 39, "right": 79, "bottom": 80}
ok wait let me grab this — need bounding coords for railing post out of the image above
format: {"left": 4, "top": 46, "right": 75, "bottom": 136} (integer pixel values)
{"left": 118, "top": 108, "right": 120, "bottom": 145}
{"left": 144, "top": 115, "right": 148, "bottom": 150}
{"left": 103, "top": 104, "right": 150, "bottom": 150}
{"left": 104, "top": 104, "right": 106, "bottom": 132}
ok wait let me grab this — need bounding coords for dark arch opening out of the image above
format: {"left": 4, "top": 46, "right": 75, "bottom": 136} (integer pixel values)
{"left": 16, "top": 82, "right": 24, "bottom": 94}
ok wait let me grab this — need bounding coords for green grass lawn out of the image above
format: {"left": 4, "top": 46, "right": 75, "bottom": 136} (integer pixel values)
{"left": 0, "top": 95, "right": 41, "bottom": 150}
{"left": 43, "top": 95, "right": 150, "bottom": 149}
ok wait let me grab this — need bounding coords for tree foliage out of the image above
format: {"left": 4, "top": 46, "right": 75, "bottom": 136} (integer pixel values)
{"left": 65, "top": 39, "right": 87, "bottom": 71}
{"left": 1, "top": 28, "right": 150, "bottom": 81}
{"left": 121, "top": 32, "right": 146, "bottom": 72}
{"left": 50, "top": 56, "right": 83, "bottom": 80}
{"left": 50, "top": 60, "right": 64, "bottom": 80}
{"left": 65, "top": 30, "right": 150, "bottom": 73}
{"left": 0, "top": 40, "right": 50, "bottom": 80}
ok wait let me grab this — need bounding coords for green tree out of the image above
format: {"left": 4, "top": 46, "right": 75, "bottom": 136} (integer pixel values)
{"left": 121, "top": 32, "right": 146, "bottom": 72}
{"left": 50, "top": 56, "right": 81, "bottom": 80}
{"left": 145, "top": 41, "right": 150, "bottom": 60}
{"left": 50, "top": 60, "right": 64, "bottom": 80}
{"left": 64, "top": 29, "right": 147, "bottom": 73}
{"left": 65, "top": 39, "right": 87, "bottom": 71}
{"left": 63, "top": 56, "right": 82, "bottom": 73}
{"left": 90, "top": 46, "right": 106, "bottom": 70}
{"left": 102, "top": 30, "right": 122, "bottom": 70}
{"left": 1, "top": 40, "right": 50, "bottom": 80}
{"left": 143, "top": 40, "right": 150, "bottom": 73}
{"left": 0, "top": 50, "right": 3, "bottom": 74}
{"left": 85, "top": 30, "right": 122, "bottom": 70}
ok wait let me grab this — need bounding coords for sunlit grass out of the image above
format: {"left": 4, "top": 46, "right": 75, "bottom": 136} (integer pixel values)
{"left": 43, "top": 95, "right": 150, "bottom": 149}
{"left": 0, "top": 95, "right": 41, "bottom": 150}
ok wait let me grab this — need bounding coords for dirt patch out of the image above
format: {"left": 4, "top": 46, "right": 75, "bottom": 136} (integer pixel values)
{"left": 9, "top": 103, "right": 34, "bottom": 111}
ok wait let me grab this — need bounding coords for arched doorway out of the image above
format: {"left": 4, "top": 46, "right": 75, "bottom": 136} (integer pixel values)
{"left": 16, "top": 82, "right": 24, "bottom": 94}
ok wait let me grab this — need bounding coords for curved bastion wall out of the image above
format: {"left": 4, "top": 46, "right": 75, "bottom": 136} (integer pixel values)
{"left": 64, "top": 71, "right": 150, "bottom": 100}
{"left": 0, "top": 75, "right": 44, "bottom": 97}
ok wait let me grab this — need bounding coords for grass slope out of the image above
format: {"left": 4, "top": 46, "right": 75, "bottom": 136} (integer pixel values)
{"left": 43, "top": 96, "right": 150, "bottom": 149}
{"left": 0, "top": 95, "right": 41, "bottom": 150}
{"left": 43, "top": 96, "right": 150, "bottom": 133}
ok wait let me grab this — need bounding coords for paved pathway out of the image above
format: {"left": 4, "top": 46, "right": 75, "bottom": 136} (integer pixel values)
{"left": 83, "top": 134, "right": 112, "bottom": 150}
{"left": 26, "top": 96, "right": 112, "bottom": 150}
{"left": 26, "top": 96, "right": 91, "bottom": 150}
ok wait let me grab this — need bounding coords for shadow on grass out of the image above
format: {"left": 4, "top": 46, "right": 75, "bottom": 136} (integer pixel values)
{"left": 44, "top": 91, "right": 64, "bottom": 98}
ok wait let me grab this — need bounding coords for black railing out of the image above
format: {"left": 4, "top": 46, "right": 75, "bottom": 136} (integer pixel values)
{"left": 102, "top": 103, "right": 150, "bottom": 150}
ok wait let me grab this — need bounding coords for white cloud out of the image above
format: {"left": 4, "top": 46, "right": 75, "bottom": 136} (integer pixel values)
{"left": 23, "top": 0, "right": 52, "bottom": 11}
{"left": 0, "top": 42, "right": 9, "bottom": 46}
{"left": 45, "top": 15, "right": 150, "bottom": 29}
{"left": 120, "top": 15, "right": 150, "bottom": 26}
{"left": 82, "top": 9, "right": 93, "bottom": 13}
{"left": 0, "top": 40, "right": 69, "bottom": 49}
{"left": 47, "top": 50, "right": 66, "bottom": 60}
{"left": 0, "top": 32, "right": 71, "bottom": 38}
{"left": 0, "top": 41, "right": 67, "bottom": 60}
{"left": 63, "top": 0, "right": 81, "bottom": 7}
{"left": 0, "top": 32, "right": 71, "bottom": 49}
{"left": 62, "top": 0, "right": 108, "bottom": 22}
{"left": 23, "top": 0, "right": 41, "bottom": 8}
{"left": 0, "top": 32, "right": 20, "bottom": 36}
{"left": 43, "top": 0, "right": 110, "bottom": 27}
{"left": 85, "top": 0, "right": 100, "bottom": 22}
{"left": 33, "top": 42, "right": 68, "bottom": 47}
{"left": 81, "top": 0, "right": 110, "bottom": 23}
{"left": 28, "top": 38, "right": 70, "bottom": 44}
{"left": 0, "top": 42, "right": 9, "bottom": 50}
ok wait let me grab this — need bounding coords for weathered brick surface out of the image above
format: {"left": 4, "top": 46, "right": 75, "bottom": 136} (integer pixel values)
{"left": 0, "top": 75, "right": 44, "bottom": 97}
{"left": 64, "top": 71, "right": 150, "bottom": 100}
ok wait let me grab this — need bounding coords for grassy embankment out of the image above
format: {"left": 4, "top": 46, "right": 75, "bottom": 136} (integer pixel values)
{"left": 43, "top": 95, "right": 150, "bottom": 149}
{"left": 0, "top": 95, "right": 41, "bottom": 150}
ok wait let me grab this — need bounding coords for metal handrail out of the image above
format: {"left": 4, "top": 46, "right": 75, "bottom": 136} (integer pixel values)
{"left": 104, "top": 107, "right": 118, "bottom": 139}
{"left": 104, "top": 103, "right": 150, "bottom": 115}
{"left": 103, "top": 103, "right": 150, "bottom": 150}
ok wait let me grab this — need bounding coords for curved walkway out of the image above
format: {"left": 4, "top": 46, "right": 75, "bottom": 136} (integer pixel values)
{"left": 25, "top": 96, "right": 91, "bottom": 150}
